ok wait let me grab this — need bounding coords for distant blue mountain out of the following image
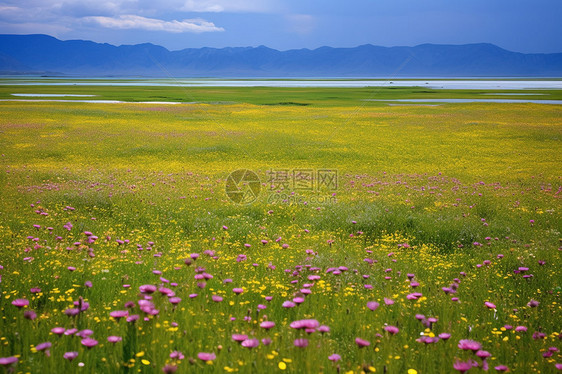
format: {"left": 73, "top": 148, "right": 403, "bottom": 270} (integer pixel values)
{"left": 1, "top": 34, "right": 561, "bottom": 77}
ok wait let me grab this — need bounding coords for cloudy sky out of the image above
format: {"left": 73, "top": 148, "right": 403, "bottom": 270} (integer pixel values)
{"left": 0, "top": 0, "right": 560, "bottom": 53}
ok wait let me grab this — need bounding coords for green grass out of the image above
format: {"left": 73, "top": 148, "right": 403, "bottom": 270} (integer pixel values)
{"left": 0, "top": 82, "right": 561, "bottom": 373}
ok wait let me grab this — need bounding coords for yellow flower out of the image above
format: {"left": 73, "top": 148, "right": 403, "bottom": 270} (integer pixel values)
{"left": 278, "top": 362, "right": 287, "bottom": 370}
{"left": 408, "top": 370, "right": 418, "bottom": 374}
{"left": 141, "top": 359, "right": 150, "bottom": 365}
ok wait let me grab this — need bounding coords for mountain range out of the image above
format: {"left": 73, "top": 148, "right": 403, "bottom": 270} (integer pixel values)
{"left": 1, "top": 34, "right": 561, "bottom": 77}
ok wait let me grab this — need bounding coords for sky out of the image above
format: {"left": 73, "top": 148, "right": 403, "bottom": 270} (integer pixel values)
{"left": 0, "top": 0, "right": 561, "bottom": 53}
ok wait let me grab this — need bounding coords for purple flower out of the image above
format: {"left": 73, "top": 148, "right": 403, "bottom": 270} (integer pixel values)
{"left": 515, "top": 326, "right": 527, "bottom": 332}
{"left": 63, "top": 352, "right": 78, "bottom": 361}
{"left": 36, "top": 342, "right": 52, "bottom": 352}
{"left": 384, "top": 325, "right": 399, "bottom": 335}
{"left": 294, "top": 338, "right": 308, "bottom": 348}
{"left": 12, "top": 299, "right": 29, "bottom": 308}
{"left": 494, "top": 365, "right": 509, "bottom": 372}
{"left": 260, "top": 321, "right": 275, "bottom": 329}
{"left": 51, "top": 327, "right": 65, "bottom": 335}
{"left": 458, "top": 339, "right": 482, "bottom": 351}
{"left": 0, "top": 356, "right": 18, "bottom": 366}
{"left": 232, "top": 334, "right": 249, "bottom": 342}
{"left": 110, "top": 310, "right": 128, "bottom": 320}
{"left": 24, "top": 310, "right": 37, "bottom": 320}
{"left": 169, "top": 297, "right": 181, "bottom": 305}
{"left": 197, "top": 352, "right": 216, "bottom": 361}
{"left": 454, "top": 360, "right": 476, "bottom": 374}
{"left": 139, "top": 284, "right": 157, "bottom": 294}
{"left": 233, "top": 288, "right": 244, "bottom": 294}
{"left": 484, "top": 301, "right": 496, "bottom": 309}
{"left": 282, "top": 301, "right": 296, "bottom": 308}
{"left": 367, "top": 301, "right": 380, "bottom": 311}
{"left": 81, "top": 338, "right": 98, "bottom": 348}
{"left": 169, "top": 351, "right": 185, "bottom": 360}
{"left": 290, "top": 319, "right": 319, "bottom": 330}
{"left": 162, "top": 364, "right": 178, "bottom": 373}
{"left": 328, "top": 354, "right": 341, "bottom": 362}
{"left": 527, "top": 299, "right": 539, "bottom": 308}
{"left": 476, "top": 350, "right": 491, "bottom": 358}
{"left": 318, "top": 325, "right": 330, "bottom": 333}
{"left": 63, "top": 307, "right": 81, "bottom": 316}
{"left": 355, "top": 338, "right": 370, "bottom": 348}
{"left": 241, "top": 339, "right": 260, "bottom": 348}
{"left": 107, "top": 336, "right": 122, "bottom": 343}
{"left": 76, "top": 329, "right": 94, "bottom": 338}
{"left": 439, "top": 333, "right": 451, "bottom": 340}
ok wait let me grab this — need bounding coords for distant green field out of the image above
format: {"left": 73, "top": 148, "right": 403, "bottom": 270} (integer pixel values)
{"left": 0, "top": 82, "right": 561, "bottom": 373}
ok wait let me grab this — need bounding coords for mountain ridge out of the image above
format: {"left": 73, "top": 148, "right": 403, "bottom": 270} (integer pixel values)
{"left": 1, "top": 34, "right": 561, "bottom": 77}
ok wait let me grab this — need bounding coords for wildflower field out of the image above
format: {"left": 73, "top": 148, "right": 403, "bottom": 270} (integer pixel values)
{"left": 0, "top": 81, "right": 561, "bottom": 373}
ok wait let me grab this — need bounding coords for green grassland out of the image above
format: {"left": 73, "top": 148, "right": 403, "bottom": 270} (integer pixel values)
{"left": 0, "top": 81, "right": 561, "bottom": 373}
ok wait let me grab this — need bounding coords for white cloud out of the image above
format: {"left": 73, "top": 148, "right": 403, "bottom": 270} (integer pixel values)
{"left": 286, "top": 14, "right": 316, "bottom": 35}
{"left": 180, "top": 0, "right": 277, "bottom": 13}
{"left": 84, "top": 15, "right": 224, "bottom": 33}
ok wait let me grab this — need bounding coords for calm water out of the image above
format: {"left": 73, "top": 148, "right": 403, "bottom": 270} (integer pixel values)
{"left": 2, "top": 78, "right": 562, "bottom": 90}
{"left": 365, "top": 98, "right": 562, "bottom": 104}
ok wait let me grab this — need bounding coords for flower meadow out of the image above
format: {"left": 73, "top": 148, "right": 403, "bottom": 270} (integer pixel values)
{"left": 0, "top": 85, "right": 561, "bottom": 373}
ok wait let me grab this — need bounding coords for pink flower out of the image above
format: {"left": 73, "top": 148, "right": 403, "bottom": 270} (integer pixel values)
{"left": 36, "top": 342, "right": 52, "bottom": 351}
{"left": 484, "top": 301, "right": 496, "bottom": 309}
{"left": 260, "top": 321, "right": 275, "bottom": 329}
{"left": 384, "top": 325, "right": 399, "bottom": 335}
{"left": 454, "top": 360, "right": 476, "bottom": 374}
{"left": 51, "top": 327, "right": 65, "bottom": 335}
{"left": 63, "top": 352, "right": 78, "bottom": 361}
{"left": 241, "top": 339, "right": 259, "bottom": 348}
{"left": 328, "top": 354, "right": 341, "bottom": 362}
{"left": 290, "top": 319, "right": 319, "bottom": 330}
{"left": 527, "top": 299, "right": 539, "bottom": 308}
{"left": 107, "top": 336, "right": 122, "bottom": 343}
{"left": 232, "top": 334, "right": 248, "bottom": 342}
{"left": 294, "top": 339, "right": 308, "bottom": 348}
{"left": 110, "top": 310, "right": 128, "bottom": 320}
{"left": 282, "top": 301, "right": 296, "bottom": 308}
{"left": 355, "top": 338, "right": 370, "bottom": 348}
{"left": 367, "top": 301, "right": 380, "bottom": 311}
{"left": 81, "top": 338, "right": 98, "bottom": 348}
{"left": 139, "top": 284, "right": 157, "bottom": 294}
{"left": 0, "top": 356, "right": 18, "bottom": 366}
{"left": 197, "top": 352, "right": 216, "bottom": 361}
{"left": 384, "top": 298, "right": 394, "bottom": 305}
{"left": 458, "top": 339, "right": 482, "bottom": 351}
{"left": 12, "top": 299, "right": 29, "bottom": 308}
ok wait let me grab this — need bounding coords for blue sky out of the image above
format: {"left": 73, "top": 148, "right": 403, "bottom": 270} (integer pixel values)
{"left": 0, "top": 0, "right": 561, "bottom": 53}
